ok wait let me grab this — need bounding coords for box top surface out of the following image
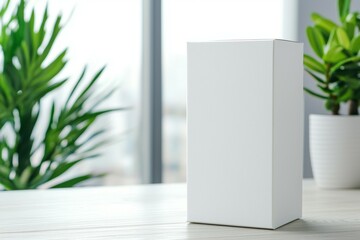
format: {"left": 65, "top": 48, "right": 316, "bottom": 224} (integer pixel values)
{"left": 188, "top": 39, "right": 301, "bottom": 44}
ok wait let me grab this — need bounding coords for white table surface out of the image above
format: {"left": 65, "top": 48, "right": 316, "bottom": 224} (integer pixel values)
{"left": 0, "top": 180, "right": 360, "bottom": 240}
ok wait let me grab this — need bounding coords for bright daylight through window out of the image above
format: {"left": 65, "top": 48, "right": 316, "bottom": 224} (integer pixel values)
{"left": 162, "top": 0, "right": 296, "bottom": 182}
{"left": 0, "top": 0, "right": 296, "bottom": 189}
{"left": 27, "top": 0, "right": 142, "bottom": 186}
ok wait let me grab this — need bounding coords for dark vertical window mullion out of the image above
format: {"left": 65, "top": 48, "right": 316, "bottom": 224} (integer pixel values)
{"left": 141, "top": 0, "right": 162, "bottom": 183}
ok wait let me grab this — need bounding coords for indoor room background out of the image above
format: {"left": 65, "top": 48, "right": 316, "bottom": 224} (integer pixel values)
{"left": 0, "top": 0, "right": 344, "bottom": 188}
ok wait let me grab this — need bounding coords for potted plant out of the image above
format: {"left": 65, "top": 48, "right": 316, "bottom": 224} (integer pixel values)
{"left": 305, "top": 0, "right": 360, "bottom": 188}
{"left": 0, "top": 1, "right": 123, "bottom": 190}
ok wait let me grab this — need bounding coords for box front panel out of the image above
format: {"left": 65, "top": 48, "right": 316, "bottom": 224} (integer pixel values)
{"left": 187, "top": 41, "right": 274, "bottom": 228}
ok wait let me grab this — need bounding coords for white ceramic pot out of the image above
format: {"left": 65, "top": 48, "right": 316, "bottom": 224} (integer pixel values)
{"left": 310, "top": 114, "right": 360, "bottom": 189}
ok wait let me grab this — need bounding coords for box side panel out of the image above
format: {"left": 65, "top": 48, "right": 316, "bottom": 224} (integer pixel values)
{"left": 272, "top": 40, "right": 303, "bottom": 228}
{"left": 187, "top": 41, "right": 273, "bottom": 228}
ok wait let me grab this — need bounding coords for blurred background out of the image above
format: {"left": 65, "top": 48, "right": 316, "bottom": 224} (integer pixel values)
{"left": 6, "top": 0, "right": 349, "bottom": 186}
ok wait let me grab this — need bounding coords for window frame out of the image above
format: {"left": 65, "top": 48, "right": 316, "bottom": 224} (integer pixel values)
{"left": 140, "top": 0, "right": 163, "bottom": 183}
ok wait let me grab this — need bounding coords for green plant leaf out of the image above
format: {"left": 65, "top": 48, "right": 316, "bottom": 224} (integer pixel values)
{"left": 66, "top": 109, "right": 121, "bottom": 126}
{"left": 65, "top": 66, "right": 87, "bottom": 107}
{"left": 344, "top": 13, "right": 357, "bottom": 39}
{"left": 50, "top": 174, "right": 95, "bottom": 188}
{"left": 336, "top": 27, "right": 351, "bottom": 50}
{"left": 305, "top": 69, "right": 326, "bottom": 84}
{"left": 30, "top": 78, "right": 67, "bottom": 103}
{"left": 304, "top": 54, "right": 326, "bottom": 73}
{"left": 330, "top": 56, "right": 360, "bottom": 74}
{"left": 338, "top": 0, "right": 351, "bottom": 23}
{"left": 35, "top": 15, "right": 62, "bottom": 68}
{"left": 19, "top": 166, "right": 32, "bottom": 188}
{"left": 314, "top": 26, "right": 330, "bottom": 41}
{"left": 304, "top": 87, "right": 328, "bottom": 99}
{"left": 323, "top": 45, "right": 347, "bottom": 63}
{"left": 52, "top": 160, "right": 83, "bottom": 180}
{"left": 0, "top": 165, "right": 10, "bottom": 178}
{"left": 0, "top": 0, "right": 11, "bottom": 17}
{"left": 311, "top": 13, "right": 338, "bottom": 33}
{"left": 338, "top": 88, "right": 353, "bottom": 101}
{"left": 0, "top": 176, "right": 15, "bottom": 190}
{"left": 339, "top": 77, "right": 360, "bottom": 89}
{"left": 334, "top": 63, "right": 360, "bottom": 80}
{"left": 37, "top": 4, "right": 48, "bottom": 49}
{"left": 317, "top": 84, "right": 332, "bottom": 94}
{"left": 50, "top": 155, "right": 100, "bottom": 181}
{"left": 325, "top": 99, "right": 337, "bottom": 111}
{"left": 350, "top": 35, "right": 360, "bottom": 53}
{"left": 0, "top": 75, "right": 13, "bottom": 106}
{"left": 28, "top": 170, "right": 53, "bottom": 189}
{"left": 325, "top": 29, "right": 339, "bottom": 51}
{"left": 33, "top": 49, "right": 67, "bottom": 82}
{"left": 77, "top": 66, "right": 106, "bottom": 101}
{"left": 307, "top": 26, "right": 325, "bottom": 58}
{"left": 65, "top": 67, "right": 106, "bottom": 117}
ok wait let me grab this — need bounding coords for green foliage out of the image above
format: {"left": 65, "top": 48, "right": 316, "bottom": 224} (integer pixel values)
{"left": 0, "top": 0, "right": 122, "bottom": 190}
{"left": 305, "top": 0, "right": 360, "bottom": 115}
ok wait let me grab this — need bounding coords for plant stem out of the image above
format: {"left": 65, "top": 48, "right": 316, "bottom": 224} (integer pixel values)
{"left": 348, "top": 99, "right": 359, "bottom": 115}
{"left": 325, "top": 64, "right": 340, "bottom": 115}
{"left": 332, "top": 103, "right": 340, "bottom": 115}
{"left": 16, "top": 110, "right": 33, "bottom": 176}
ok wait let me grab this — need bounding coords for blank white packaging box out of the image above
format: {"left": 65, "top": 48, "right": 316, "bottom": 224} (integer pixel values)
{"left": 187, "top": 39, "right": 303, "bottom": 229}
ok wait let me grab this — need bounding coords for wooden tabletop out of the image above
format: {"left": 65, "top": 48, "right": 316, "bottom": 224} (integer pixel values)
{"left": 0, "top": 180, "right": 360, "bottom": 239}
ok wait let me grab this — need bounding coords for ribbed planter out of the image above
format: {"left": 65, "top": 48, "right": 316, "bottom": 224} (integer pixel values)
{"left": 310, "top": 114, "right": 360, "bottom": 189}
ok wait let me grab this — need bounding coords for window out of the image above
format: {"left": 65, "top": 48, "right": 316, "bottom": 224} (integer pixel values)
{"left": 29, "top": 0, "right": 142, "bottom": 185}
{"left": 162, "top": 0, "right": 297, "bottom": 182}
{"left": 2, "top": 0, "right": 297, "bottom": 187}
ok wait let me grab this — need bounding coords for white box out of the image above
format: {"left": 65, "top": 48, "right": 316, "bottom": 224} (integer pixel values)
{"left": 187, "top": 39, "right": 303, "bottom": 229}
